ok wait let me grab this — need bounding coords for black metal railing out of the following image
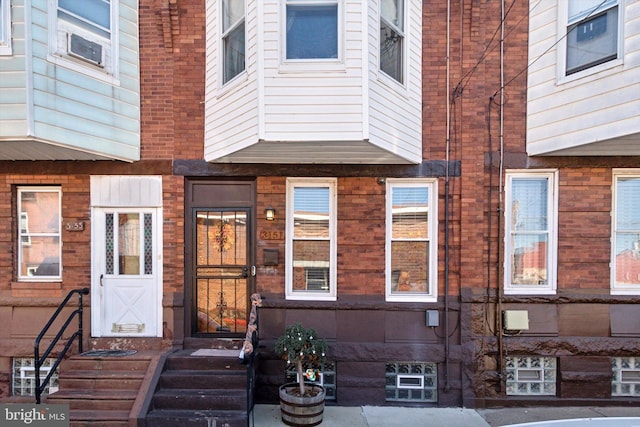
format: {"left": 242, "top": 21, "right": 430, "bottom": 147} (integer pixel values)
{"left": 34, "top": 287, "right": 89, "bottom": 404}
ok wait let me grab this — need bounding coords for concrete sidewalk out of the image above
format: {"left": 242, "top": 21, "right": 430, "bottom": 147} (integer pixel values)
{"left": 252, "top": 405, "right": 640, "bottom": 427}
{"left": 253, "top": 404, "right": 489, "bottom": 426}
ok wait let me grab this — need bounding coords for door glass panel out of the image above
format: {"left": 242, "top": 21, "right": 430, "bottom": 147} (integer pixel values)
{"left": 118, "top": 213, "right": 140, "bottom": 275}
{"left": 106, "top": 213, "right": 114, "bottom": 274}
{"left": 195, "top": 210, "right": 248, "bottom": 334}
{"left": 144, "top": 213, "right": 153, "bottom": 274}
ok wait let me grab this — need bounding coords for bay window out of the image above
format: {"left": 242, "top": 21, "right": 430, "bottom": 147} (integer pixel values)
{"left": 0, "top": 0, "right": 11, "bottom": 55}
{"left": 565, "top": 0, "right": 620, "bottom": 76}
{"left": 285, "top": 0, "right": 338, "bottom": 60}
{"left": 221, "top": 0, "right": 245, "bottom": 84}
{"left": 380, "top": 0, "right": 404, "bottom": 83}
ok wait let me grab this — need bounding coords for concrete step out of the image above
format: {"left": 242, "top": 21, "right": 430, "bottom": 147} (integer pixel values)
{"left": 62, "top": 354, "right": 152, "bottom": 372}
{"left": 70, "top": 409, "right": 130, "bottom": 426}
{"left": 47, "top": 389, "right": 137, "bottom": 411}
{"left": 57, "top": 369, "right": 145, "bottom": 390}
{"left": 165, "top": 351, "right": 245, "bottom": 371}
{"left": 144, "top": 409, "right": 249, "bottom": 427}
{"left": 158, "top": 369, "right": 246, "bottom": 390}
{"left": 151, "top": 389, "right": 246, "bottom": 411}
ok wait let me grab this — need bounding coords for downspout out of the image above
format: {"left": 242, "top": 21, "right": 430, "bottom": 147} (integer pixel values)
{"left": 496, "top": 0, "right": 506, "bottom": 393}
{"left": 443, "top": 0, "right": 451, "bottom": 393}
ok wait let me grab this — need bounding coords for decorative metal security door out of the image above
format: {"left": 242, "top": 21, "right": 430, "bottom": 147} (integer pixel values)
{"left": 194, "top": 209, "right": 250, "bottom": 335}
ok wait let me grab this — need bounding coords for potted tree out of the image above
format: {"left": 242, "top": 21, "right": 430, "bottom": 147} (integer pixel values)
{"left": 275, "top": 323, "right": 328, "bottom": 426}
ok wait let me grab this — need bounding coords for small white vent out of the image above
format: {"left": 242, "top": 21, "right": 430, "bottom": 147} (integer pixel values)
{"left": 68, "top": 33, "right": 104, "bottom": 66}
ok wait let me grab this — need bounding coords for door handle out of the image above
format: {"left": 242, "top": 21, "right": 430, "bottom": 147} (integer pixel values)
{"left": 100, "top": 274, "right": 104, "bottom": 287}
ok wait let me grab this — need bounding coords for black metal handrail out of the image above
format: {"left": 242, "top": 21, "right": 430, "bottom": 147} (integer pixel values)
{"left": 34, "top": 287, "right": 89, "bottom": 404}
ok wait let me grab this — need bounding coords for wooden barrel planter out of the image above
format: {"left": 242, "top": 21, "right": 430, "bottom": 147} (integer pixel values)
{"left": 279, "top": 383, "right": 326, "bottom": 426}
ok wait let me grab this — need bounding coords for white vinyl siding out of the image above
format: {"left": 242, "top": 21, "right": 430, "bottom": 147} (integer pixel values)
{"left": 368, "top": 0, "right": 421, "bottom": 162}
{"left": 527, "top": 0, "right": 640, "bottom": 156}
{"left": 0, "top": 0, "right": 140, "bottom": 161}
{"left": 504, "top": 171, "right": 558, "bottom": 295}
{"left": 205, "top": 0, "right": 259, "bottom": 161}
{"left": 285, "top": 178, "right": 337, "bottom": 301}
{"left": 611, "top": 170, "right": 640, "bottom": 295}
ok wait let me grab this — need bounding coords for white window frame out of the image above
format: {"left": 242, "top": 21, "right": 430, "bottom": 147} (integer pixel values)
{"left": 17, "top": 187, "right": 62, "bottom": 282}
{"left": 285, "top": 178, "right": 337, "bottom": 301}
{"left": 47, "top": 0, "right": 120, "bottom": 84}
{"left": 611, "top": 169, "right": 640, "bottom": 295}
{"left": 504, "top": 171, "right": 558, "bottom": 295}
{"left": 557, "top": 0, "right": 623, "bottom": 83}
{"left": 0, "top": 0, "right": 12, "bottom": 55}
{"left": 220, "top": 0, "right": 246, "bottom": 86}
{"left": 280, "top": 0, "right": 343, "bottom": 71}
{"left": 385, "top": 179, "right": 438, "bottom": 303}
{"left": 379, "top": 0, "right": 406, "bottom": 85}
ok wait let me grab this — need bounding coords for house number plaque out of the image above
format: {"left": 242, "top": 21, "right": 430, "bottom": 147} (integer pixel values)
{"left": 65, "top": 221, "right": 85, "bottom": 231}
{"left": 260, "top": 231, "right": 284, "bottom": 240}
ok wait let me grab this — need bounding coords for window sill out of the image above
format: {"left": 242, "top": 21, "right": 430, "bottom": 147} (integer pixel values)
{"left": 285, "top": 293, "right": 337, "bottom": 302}
{"left": 386, "top": 294, "right": 437, "bottom": 303}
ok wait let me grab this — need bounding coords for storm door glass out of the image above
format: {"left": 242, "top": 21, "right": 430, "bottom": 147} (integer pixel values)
{"left": 195, "top": 210, "right": 248, "bottom": 334}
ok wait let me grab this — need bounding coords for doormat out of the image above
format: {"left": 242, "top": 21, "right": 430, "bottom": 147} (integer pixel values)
{"left": 190, "top": 349, "right": 239, "bottom": 357}
{"left": 80, "top": 349, "right": 138, "bottom": 357}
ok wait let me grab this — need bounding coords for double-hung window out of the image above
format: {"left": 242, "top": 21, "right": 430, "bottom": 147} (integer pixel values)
{"left": 17, "top": 187, "right": 62, "bottom": 281}
{"left": 612, "top": 171, "right": 640, "bottom": 294}
{"left": 221, "top": 0, "right": 245, "bottom": 84}
{"left": 565, "top": 0, "right": 620, "bottom": 76}
{"left": 285, "top": 0, "right": 338, "bottom": 60}
{"left": 380, "top": 0, "right": 404, "bottom": 83}
{"left": 52, "top": 0, "right": 117, "bottom": 76}
{"left": 286, "top": 178, "right": 337, "bottom": 300}
{"left": 386, "top": 179, "right": 438, "bottom": 302}
{"left": 0, "top": 0, "right": 11, "bottom": 55}
{"left": 504, "top": 171, "right": 558, "bottom": 295}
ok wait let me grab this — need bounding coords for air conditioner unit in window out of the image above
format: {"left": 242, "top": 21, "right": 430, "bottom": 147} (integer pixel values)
{"left": 68, "top": 33, "right": 104, "bottom": 67}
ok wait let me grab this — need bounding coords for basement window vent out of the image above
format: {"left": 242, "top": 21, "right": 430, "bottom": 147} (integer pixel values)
{"left": 505, "top": 356, "right": 556, "bottom": 396}
{"left": 386, "top": 362, "right": 437, "bottom": 402}
{"left": 286, "top": 361, "right": 336, "bottom": 401}
{"left": 12, "top": 358, "right": 59, "bottom": 397}
{"left": 612, "top": 357, "right": 640, "bottom": 397}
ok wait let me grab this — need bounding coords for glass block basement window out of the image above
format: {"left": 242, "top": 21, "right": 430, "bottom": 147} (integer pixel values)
{"left": 612, "top": 357, "right": 640, "bottom": 397}
{"left": 505, "top": 356, "right": 556, "bottom": 396}
{"left": 12, "top": 358, "right": 59, "bottom": 396}
{"left": 286, "top": 361, "right": 336, "bottom": 401}
{"left": 386, "top": 362, "right": 437, "bottom": 402}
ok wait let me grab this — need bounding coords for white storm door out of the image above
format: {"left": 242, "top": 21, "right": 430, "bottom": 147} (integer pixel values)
{"left": 92, "top": 208, "right": 162, "bottom": 337}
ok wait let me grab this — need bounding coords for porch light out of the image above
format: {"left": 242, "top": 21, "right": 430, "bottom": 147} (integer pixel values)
{"left": 265, "top": 207, "right": 276, "bottom": 221}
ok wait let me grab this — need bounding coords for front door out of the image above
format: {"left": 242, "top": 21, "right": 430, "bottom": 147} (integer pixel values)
{"left": 92, "top": 208, "right": 162, "bottom": 337}
{"left": 193, "top": 209, "right": 251, "bottom": 335}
